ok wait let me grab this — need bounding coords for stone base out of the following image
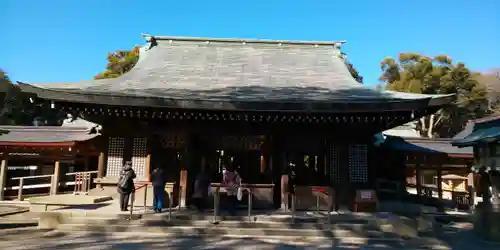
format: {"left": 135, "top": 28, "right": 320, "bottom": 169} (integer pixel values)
{"left": 473, "top": 204, "right": 500, "bottom": 242}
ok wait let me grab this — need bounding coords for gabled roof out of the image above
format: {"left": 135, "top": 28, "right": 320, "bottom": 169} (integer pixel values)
{"left": 381, "top": 136, "right": 473, "bottom": 157}
{"left": 452, "top": 115, "right": 500, "bottom": 147}
{"left": 18, "top": 34, "right": 454, "bottom": 112}
{"left": 0, "top": 125, "right": 99, "bottom": 147}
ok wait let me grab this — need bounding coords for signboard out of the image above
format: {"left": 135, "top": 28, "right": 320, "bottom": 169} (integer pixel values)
{"left": 312, "top": 186, "right": 327, "bottom": 194}
{"left": 360, "top": 190, "right": 373, "bottom": 200}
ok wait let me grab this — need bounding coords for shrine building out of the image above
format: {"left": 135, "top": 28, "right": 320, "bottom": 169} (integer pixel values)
{"left": 14, "top": 35, "right": 455, "bottom": 210}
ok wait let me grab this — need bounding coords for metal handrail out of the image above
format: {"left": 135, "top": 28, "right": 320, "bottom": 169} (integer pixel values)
{"left": 128, "top": 183, "right": 148, "bottom": 220}
{"left": 290, "top": 192, "right": 296, "bottom": 224}
{"left": 212, "top": 184, "right": 253, "bottom": 223}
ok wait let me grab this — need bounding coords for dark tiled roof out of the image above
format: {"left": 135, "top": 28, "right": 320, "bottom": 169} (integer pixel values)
{"left": 452, "top": 126, "right": 500, "bottom": 147}
{"left": 0, "top": 126, "right": 99, "bottom": 144}
{"left": 452, "top": 115, "right": 500, "bottom": 147}
{"left": 382, "top": 136, "right": 472, "bottom": 156}
{"left": 18, "top": 35, "right": 454, "bottom": 112}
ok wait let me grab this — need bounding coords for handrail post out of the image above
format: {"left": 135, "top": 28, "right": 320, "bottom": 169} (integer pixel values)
{"left": 17, "top": 178, "right": 24, "bottom": 201}
{"left": 291, "top": 193, "right": 296, "bottom": 224}
{"left": 168, "top": 191, "right": 173, "bottom": 221}
{"left": 213, "top": 187, "right": 219, "bottom": 223}
{"left": 129, "top": 190, "right": 135, "bottom": 220}
{"left": 82, "top": 172, "right": 87, "bottom": 194}
{"left": 73, "top": 173, "right": 78, "bottom": 194}
{"left": 85, "top": 172, "right": 92, "bottom": 195}
{"left": 247, "top": 188, "right": 252, "bottom": 222}
{"left": 143, "top": 184, "right": 148, "bottom": 213}
{"left": 49, "top": 175, "right": 54, "bottom": 196}
{"left": 316, "top": 193, "right": 320, "bottom": 213}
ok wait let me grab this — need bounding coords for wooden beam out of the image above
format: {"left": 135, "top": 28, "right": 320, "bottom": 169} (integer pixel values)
{"left": 97, "top": 152, "right": 105, "bottom": 189}
{"left": 436, "top": 163, "right": 444, "bottom": 212}
{"left": 50, "top": 160, "right": 60, "bottom": 195}
{"left": 0, "top": 157, "right": 8, "bottom": 201}
{"left": 145, "top": 153, "right": 151, "bottom": 181}
{"left": 415, "top": 161, "right": 422, "bottom": 203}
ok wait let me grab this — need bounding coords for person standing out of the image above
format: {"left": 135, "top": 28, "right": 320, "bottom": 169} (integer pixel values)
{"left": 192, "top": 166, "right": 211, "bottom": 212}
{"left": 222, "top": 165, "right": 241, "bottom": 216}
{"left": 117, "top": 161, "right": 136, "bottom": 212}
{"left": 151, "top": 166, "right": 166, "bottom": 213}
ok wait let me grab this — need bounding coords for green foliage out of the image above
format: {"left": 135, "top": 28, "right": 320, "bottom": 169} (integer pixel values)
{"left": 0, "top": 69, "right": 34, "bottom": 125}
{"left": 94, "top": 47, "right": 140, "bottom": 79}
{"left": 380, "top": 53, "right": 489, "bottom": 137}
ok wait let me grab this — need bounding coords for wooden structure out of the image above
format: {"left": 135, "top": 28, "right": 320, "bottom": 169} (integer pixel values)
{"left": 16, "top": 35, "right": 455, "bottom": 211}
{"left": 0, "top": 124, "right": 101, "bottom": 200}
{"left": 453, "top": 116, "right": 500, "bottom": 207}
{"left": 453, "top": 115, "right": 500, "bottom": 241}
{"left": 377, "top": 136, "right": 474, "bottom": 210}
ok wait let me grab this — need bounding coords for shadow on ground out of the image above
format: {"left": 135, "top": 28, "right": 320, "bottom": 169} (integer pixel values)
{"left": 1, "top": 224, "right": 498, "bottom": 250}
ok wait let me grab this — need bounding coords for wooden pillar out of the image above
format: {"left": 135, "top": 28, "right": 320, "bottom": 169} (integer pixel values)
{"left": 437, "top": 163, "right": 444, "bottom": 212}
{"left": 179, "top": 168, "right": 188, "bottom": 208}
{"left": 145, "top": 154, "right": 151, "bottom": 181}
{"left": 0, "top": 158, "right": 8, "bottom": 201}
{"left": 280, "top": 152, "right": 288, "bottom": 210}
{"left": 50, "top": 160, "right": 61, "bottom": 195}
{"left": 415, "top": 160, "right": 422, "bottom": 203}
{"left": 97, "top": 152, "right": 105, "bottom": 189}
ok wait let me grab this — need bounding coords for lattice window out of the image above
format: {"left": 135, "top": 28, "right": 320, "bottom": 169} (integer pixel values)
{"left": 329, "top": 143, "right": 341, "bottom": 182}
{"left": 348, "top": 144, "right": 369, "bottom": 183}
{"left": 106, "top": 137, "right": 125, "bottom": 177}
{"left": 132, "top": 137, "right": 147, "bottom": 177}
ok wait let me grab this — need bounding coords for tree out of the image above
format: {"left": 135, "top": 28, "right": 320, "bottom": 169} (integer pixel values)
{"left": 0, "top": 70, "right": 33, "bottom": 125}
{"left": 477, "top": 69, "right": 500, "bottom": 114}
{"left": 94, "top": 47, "right": 140, "bottom": 79}
{"left": 380, "top": 53, "right": 489, "bottom": 138}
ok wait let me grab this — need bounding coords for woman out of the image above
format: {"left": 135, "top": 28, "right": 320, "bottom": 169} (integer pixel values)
{"left": 222, "top": 165, "right": 241, "bottom": 216}
{"left": 117, "top": 161, "right": 136, "bottom": 212}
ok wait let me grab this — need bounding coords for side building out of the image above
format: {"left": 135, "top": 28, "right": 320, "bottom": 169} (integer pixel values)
{"left": 0, "top": 120, "right": 101, "bottom": 200}
{"left": 16, "top": 35, "right": 455, "bottom": 210}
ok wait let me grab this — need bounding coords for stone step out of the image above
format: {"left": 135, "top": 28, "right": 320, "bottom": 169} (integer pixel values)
{"left": 66, "top": 217, "right": 379, "bottom": 231}
{"left": 57, "top": 223, "right": 401, "bottom": 239}
{"left": 51, "top": 211, "right": 373, "bottom": 224}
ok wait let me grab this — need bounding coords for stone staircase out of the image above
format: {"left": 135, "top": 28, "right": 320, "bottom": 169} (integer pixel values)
{"left": 39, "top": 210, "right": 436, "bottom": 242}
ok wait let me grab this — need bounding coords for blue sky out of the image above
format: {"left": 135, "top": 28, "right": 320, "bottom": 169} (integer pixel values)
{"left": 1, "top": 0, "right": 499, "bottom": 86}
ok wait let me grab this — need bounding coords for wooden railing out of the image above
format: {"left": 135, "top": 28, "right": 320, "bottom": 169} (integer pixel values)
{"left": 10, "top": 174, "right": 54, "bottom": 201}
{"left": 65, "top": 171, "right": 98, "bottom": 195}
{"left": 8, "top": 171, "right": 99, "bottom": 201}
{"left": 376, "top": 178, "right": 475, "bottom": 211}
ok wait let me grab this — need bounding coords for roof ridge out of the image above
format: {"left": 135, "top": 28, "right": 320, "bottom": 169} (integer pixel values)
{"left": 142, "top": 34, "right": 346, "bottom": 47}
{"left": 0, "top": 126, "right": 91, "bottom": 132}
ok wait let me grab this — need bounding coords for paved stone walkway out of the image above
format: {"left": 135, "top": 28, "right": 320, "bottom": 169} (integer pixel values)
{"left": 0, "top": 225, "right": 498, "bottom": 250}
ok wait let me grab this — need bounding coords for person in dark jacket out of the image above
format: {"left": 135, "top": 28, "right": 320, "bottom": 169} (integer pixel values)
{"left": 192, "top": 166, "right": 211, "bottom": 212}
{"left": 151, "top": 166, "right": 166, "bottom": 213}
{"left": 117, "top": 161, "right": 136, "bottom": 212}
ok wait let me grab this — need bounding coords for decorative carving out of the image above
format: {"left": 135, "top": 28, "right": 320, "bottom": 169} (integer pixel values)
{"left": 159, "top": 132, "right": 186, "bottom": 149}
